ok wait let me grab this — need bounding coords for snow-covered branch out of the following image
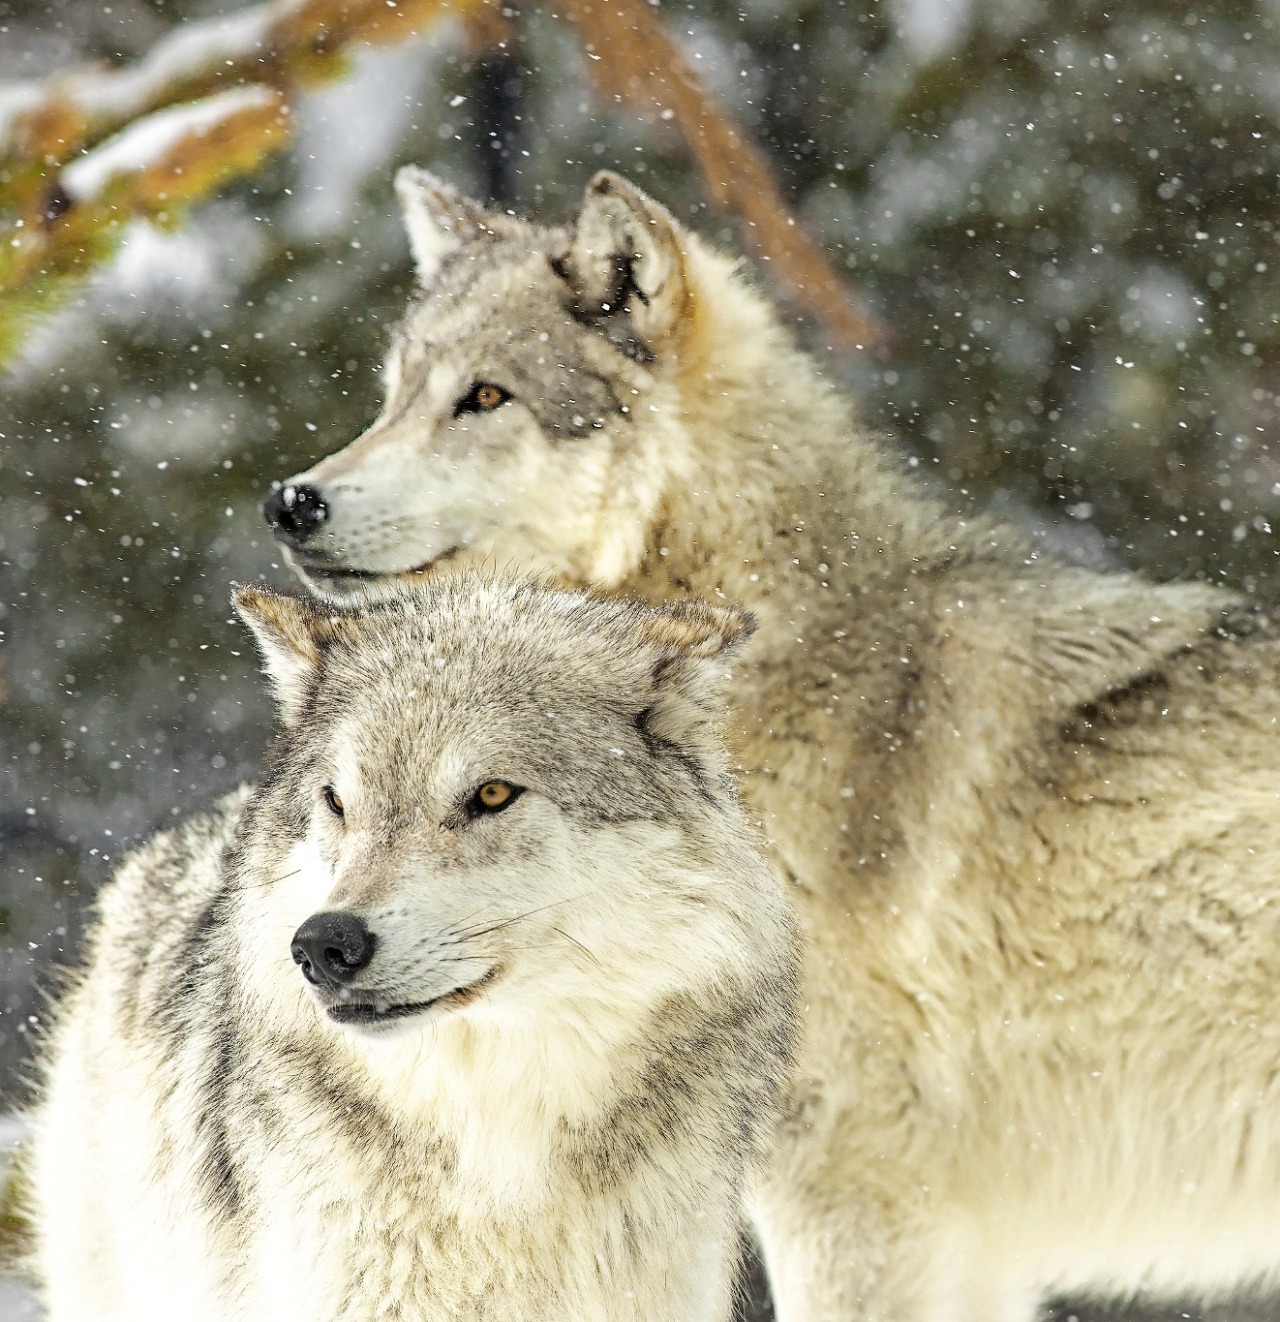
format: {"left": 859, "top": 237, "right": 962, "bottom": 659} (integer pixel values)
{"left": 0, "top": 0, "right": 473, "bottom": 170}
{"left": 0, "top": 0, "right": 877, "bottom": 364}
{"left": 0, "top": 0, "right": 482, "bottom": 364}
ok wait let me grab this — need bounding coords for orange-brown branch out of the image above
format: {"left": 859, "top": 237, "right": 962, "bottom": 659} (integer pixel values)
{"left": 555, "top": 0, "right": 885, "bottom": 349}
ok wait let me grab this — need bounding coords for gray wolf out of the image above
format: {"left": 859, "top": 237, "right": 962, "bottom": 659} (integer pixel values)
{"left": 28, "top": 576, "right": 799, "bottom": 1322}
{"left": 264, "top": 169, "right": 1280, "bottom": 1322}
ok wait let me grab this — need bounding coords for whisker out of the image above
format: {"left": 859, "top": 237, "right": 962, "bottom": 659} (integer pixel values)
{"left": 448, "top": 901, "right": 505, "bottom": 933}
{"left": 237, "top": 867, "right": 304, "bottom": 892}
{"left": 551, "top": 925, "right": 602, "bottom": 970}
{"left": 453, "top": 893, "right": 591, "bottom": 942}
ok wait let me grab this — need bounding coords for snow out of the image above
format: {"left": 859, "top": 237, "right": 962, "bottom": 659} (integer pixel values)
{"left": 0, "top": 1280, "right": 40, "bottom": 1321}
{"left": 0, "top": 1116, "right": 36, "bottom": 1317}
{"left": 0, "top": 1113, "right": 27, "bottom": 1180}
{"left": 893, "top": 0, "right": 973, "bottom": 60}
{"left": 62, "top": 6, "right": 277, "bottom": 124}
{"left": 60, "top": 85, "right": 283, "bottom": 203}
{"left": 288, "top": 37, "right": 449, "bottom": 237}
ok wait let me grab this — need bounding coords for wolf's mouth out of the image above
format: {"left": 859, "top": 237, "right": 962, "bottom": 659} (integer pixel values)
{"left": 325, "top": 966, "right": 498, "bottom": 1028}
{"left": 298, "top": 563, "right": 383, "bottom": 582}
{"left": 402, "top": 546, "right": 460, "bottom": 577}
{"left": 288, "top": 546, "right": 460, "bottom": 588}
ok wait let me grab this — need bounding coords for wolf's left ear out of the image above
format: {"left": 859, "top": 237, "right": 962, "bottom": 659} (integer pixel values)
{"left": 560, "top": 171, "right": 689, "bottom": 351}
{"left": 640, "top": 599, "right": 756, "bottom": 662}
{"left": 632, "top": 599, "right": 754, "bottom": 760}
{"left": 395, "top": 166, "right": 519, "bottom": 285}
{"left": 638, "top": 599, "right": 755, "bottom": 698}
{"left": 233, "top": 586, "right": 343, "bottom": 725}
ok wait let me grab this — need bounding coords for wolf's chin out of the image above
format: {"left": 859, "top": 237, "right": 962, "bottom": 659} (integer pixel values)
{"left": 287, "top": 547, "right": 461, "bottom": 601}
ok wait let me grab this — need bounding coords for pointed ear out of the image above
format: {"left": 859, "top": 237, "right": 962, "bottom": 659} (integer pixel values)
{"left": 639, "top": 597, "right": 755, "bottom": 704}
{"left": 638, "top": 598, "right": 756, "bottom": 664}
{"left": 395, "top": 166, "right": 519, "bottom": 285}
{"left": 559, "top": 171, "right": 689, "bottom": 350}
{"left": 233, "top": 585, "right": 327, "bottom": 725}
{"left": 632, "top": 598, "right": 754, "bottom": 765}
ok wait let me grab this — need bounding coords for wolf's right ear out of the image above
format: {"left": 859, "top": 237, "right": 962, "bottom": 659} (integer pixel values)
{"left": 233, "top": 586, "right": 332, "bottom": 725}
{"left": 559, "top": 171, "right": 689, "bottom": 351}
{"left": 395, "top": 166, "right": 518, "bottom": 285}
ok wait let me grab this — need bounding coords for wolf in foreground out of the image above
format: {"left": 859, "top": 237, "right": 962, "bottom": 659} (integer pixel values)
{"left": 29, "top": 577, "right": 799, "bottom": 1322}
{"left": 265, "top": 170, "right": 1280, "bottom": 1322}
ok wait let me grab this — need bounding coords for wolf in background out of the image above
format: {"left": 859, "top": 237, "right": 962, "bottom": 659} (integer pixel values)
{"left": 264, "top": 169, "right": 1280, "bottom": 1322}
{"left": 29, "top": 577, "right": 799, "bottom": 1321}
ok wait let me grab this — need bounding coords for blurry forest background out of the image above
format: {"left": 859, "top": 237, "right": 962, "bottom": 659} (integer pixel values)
{"left": 3, "top": 0, "right": 1280, "bottom": 1312}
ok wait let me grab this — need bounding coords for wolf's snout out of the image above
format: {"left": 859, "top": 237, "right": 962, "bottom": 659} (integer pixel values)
{"left": 263, "top": 482, "right": 328, "bottom": 546}
{"left": 291, "top": 912, "right": 376, "bottom": 990}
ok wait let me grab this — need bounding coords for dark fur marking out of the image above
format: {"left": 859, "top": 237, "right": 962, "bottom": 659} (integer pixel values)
{"left": 633, "top": 707, "right": 716, "bottom": 804}
{"left": 606, "top": 252, "right": 648, "bottom": 312}
{"left": 1213, "top": 601, "right": 1274, "bottom": 643}
{"left": 194, "top": 1027, "right": 243, "bottom": 1221}
{"left": 563, "top": 988, "right": 777, "bottom": 1197}
{"left": 1063, "top": 600, "right": 1280, "bottom": 745}
{"left": 557, "top": 249, "right": 658, "bottom": 364}
{"left": 280, "top": 1043, "right": 449, "bottom": 1172}
{"left": 578, "top": 366, "right": 631, "bottom": 419}
{"left": 1064, "top": 669, "right": 1171, "bottom": 745}
{"left": 152, "top": 888, "right": 232, "bottom": 1051}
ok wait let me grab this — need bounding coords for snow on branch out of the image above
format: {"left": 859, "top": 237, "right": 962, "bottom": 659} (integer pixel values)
{"left": 0, "top": 0, "right": 880, "bottom": 365}
{"left": 0, "top": 0, "right": 473, "bottom": 170}
{"left": 0, "top": 9, "right": 277, "bottom": 159}
{"left": 0, "top": 0, "right": 482, "bottom": 366}
{"left": 60, "top": 86, "right": 287, "bottom": 204}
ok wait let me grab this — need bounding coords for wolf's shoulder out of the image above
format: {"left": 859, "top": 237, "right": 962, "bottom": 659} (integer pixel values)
{"left": 94, "top": 787, "right": 250, "bottom": 939}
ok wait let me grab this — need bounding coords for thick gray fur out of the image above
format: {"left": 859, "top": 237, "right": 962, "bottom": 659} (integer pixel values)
{"left": 29, "top": 576, "right": 799, "bottom": 1322}
{"left": 272, "top": 169, "right": 1280, "bottom": 1322}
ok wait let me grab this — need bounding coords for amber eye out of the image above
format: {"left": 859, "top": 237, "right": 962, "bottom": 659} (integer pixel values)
{"left": 466, "top": 780, "right": 524, "bottom": 817}
{"left": 322, "top": 786, "right": 345, "bottom": 818}
{"left": 454, "top": 381, "right": 511, "bottom": 416}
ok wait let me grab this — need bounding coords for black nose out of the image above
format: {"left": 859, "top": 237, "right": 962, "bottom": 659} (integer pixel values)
{"left": 291, "top": 912, "right": 376, "bottom": 991}
{"left": 263, "top": 481, "right": 328, "bottom": 546}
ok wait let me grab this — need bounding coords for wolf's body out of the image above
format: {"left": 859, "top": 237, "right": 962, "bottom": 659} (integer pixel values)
{"left": 30, "top": 578, "right": 798, "bottom": 1322}
{"left": 264, "top": 171, "right": 1280, "bottom": 1322}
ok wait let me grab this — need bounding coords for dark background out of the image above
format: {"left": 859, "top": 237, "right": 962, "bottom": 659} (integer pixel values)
{"left": 3, "top": 1, "right": 1280, "bottom": 1314}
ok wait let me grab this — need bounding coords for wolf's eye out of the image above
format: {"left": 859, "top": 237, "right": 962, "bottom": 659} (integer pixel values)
{"left": 466, "top": 781, "right": 524, "bottom": 817}
{"left": 454, "top": 382, "right": 511, "bottom": 416}
{"left": 322, "top": 786, "right": 345, "bottom": 818}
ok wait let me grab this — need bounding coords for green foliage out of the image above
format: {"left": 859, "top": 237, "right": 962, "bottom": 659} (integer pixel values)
{"left": 0, "top": 216, "right": 125, "bottom": 364}
{"left": 0, "top": 1158, "right": 30, "bottom": 1276}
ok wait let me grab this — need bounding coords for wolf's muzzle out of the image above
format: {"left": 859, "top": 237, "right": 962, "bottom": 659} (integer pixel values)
{"left": 291, "top": 911, "right": 375, "bottom": 992}
{"left": 263, "top": 481, "right": 328, "bottom": 547}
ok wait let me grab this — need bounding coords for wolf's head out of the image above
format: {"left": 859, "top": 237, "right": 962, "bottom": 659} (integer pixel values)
{"left": 230, "top": 575, "right": 778, "bottom": 1049}
{"left": 262, "top": 169, "right": 781, "bottom": 598}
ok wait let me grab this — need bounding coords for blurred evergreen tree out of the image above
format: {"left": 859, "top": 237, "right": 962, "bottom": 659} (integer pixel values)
{"left": 2, "top": 18, "right": 1279, "bottom": 1322}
